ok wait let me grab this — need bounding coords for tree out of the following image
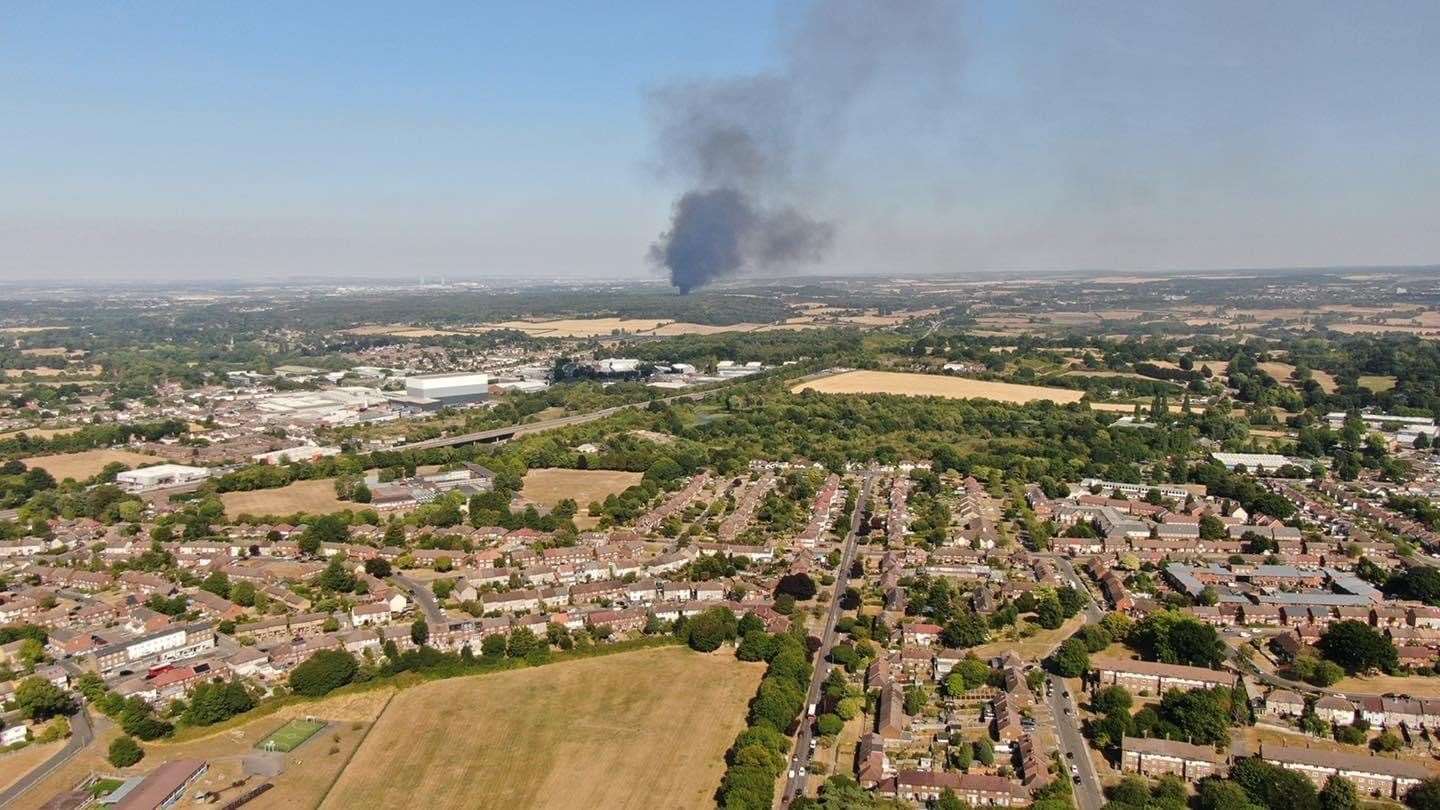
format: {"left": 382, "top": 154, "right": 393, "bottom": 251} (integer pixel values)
{"left": 16, "top": 677, "right": 75, "bottom": 720}
{"left": 481, "top": 633, "right": 506, "bottom": 658}
{"left": 1090, "top": 685, "right": 1132, "bottom": 716}
{"left": 1049, "top": 638, "right": 1090, "bottom": 677}
{"left": 181, "top": 680, "right": 255, "bottom": 726}
{"left": 317, "top": 557, "right": 356, "bottom": 592}
{"left": 816, "top": 713, "right": 843, "bottom": 736}
{"left": 686, "top": 607, "right": 738, "bottom": 652}
{"left": 1196, "top": 777, "right": 1261, "bottom": 810}
{"left": 903, "top": 685, "right": 927, "bottom": 715}
{"left": 200, "top": 570, "right": 231, "bottom": 599}
{"left": 507, "top": 627, "right": 540, "bottom": 658}
{"left": 1319, "top": 776, "right": 1358, "bottom": 810}
{"left": 108, "top": 735, "right": 144, "bottom": 767}
{"left": 775, "top": 573, "right": 818, "bottom": 602}
{"left": 364, "top": 558, "right": 392, "bottom": 578}
{"left": 411, "top": 618, "right": 429, "bottom": 646}
{"left": 1406, "top": 777, "right": 1440, "bottom": 810}
{"left": 936, "top": 788, "right": 970, "bottom": 810}
{"left": 1231, "top": 756, "right": 1319, "bottom": 810}
{"left": 289, "top": 649, "right": 358, "bottom": 697}
{"left": 1318, "top": 620, "right": 1398, "bottom": 674}
{"left": 1374, "top": 731, "right": 1403, "bottom": 752}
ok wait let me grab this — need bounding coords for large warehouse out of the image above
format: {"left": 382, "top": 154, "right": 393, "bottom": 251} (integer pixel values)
{"left": 403, "top": 372, "right": 491, "bottom": 406}
{"left": 116, "top": 464, "right": 212, "bottom": 493}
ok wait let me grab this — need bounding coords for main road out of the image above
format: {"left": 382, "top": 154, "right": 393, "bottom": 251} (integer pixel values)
{"left": 1047, "top": 675, "right": 1104, "bottom": 810}
{"left": 782, "top": 472, "right": 875, "bottom": 807}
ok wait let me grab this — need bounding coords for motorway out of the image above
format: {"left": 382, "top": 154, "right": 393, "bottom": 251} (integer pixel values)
{"left": 0, "top": 707, "right": 95, "bottom": 806}
{"left": 1047, "top": 675, "right": 1104, "bottom": 810}
{"left": 782, "top": 473, "right": 875, "bottom": 806}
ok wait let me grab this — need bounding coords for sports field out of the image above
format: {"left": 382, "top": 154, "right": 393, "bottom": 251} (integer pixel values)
{"left": 221, "top": 478, "right": 351, "bottom": 516}
{"left": 21, "top": 449, "right": 166, "bottom": 481}
{"left": 257, "top": 718, "right": 327, "bottom": 752}
{"left": 793, "top": 370, "right": 1083, "bottom": 405}
{"left": 319, "top": 646, "right": 764, "bottom": 810}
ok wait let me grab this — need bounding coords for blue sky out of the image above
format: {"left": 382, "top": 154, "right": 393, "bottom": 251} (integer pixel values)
{"left": 3, "top": 1, "right": 1438, "bottom": 282}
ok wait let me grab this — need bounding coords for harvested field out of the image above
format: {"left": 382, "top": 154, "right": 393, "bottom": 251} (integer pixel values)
{"left": 320, "top": 646, "right": 764, "bottom": 810}
{"left": 221, "top": 478, "right": 352, "bottom": 516}
{"left": 644, "top": 322, "right": 764, "bottom": 335}
{"left": 481, "top": 318, "right": 669, "bottom": 338}
{"left": 21, "top": 449, "right": 165, "bottom": 481}
{"left": 793, "top": 370, "right": 1083, "bottom": 405}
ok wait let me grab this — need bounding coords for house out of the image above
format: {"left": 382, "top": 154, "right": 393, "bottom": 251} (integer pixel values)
{"left": 901, "top": 622, "right": 943, "bottom": 647}
{"left": 1121, "top": 737, "right": 1224, "bottom": 780}
{"left": 351, "top": 602, "right": 392, "bottom": 626}
{"left": 1313, "top": 694, "right": 1357, "bottom": 725}
{"left": 1264, "top": 689, "right": 1305, "bottom": 719}
{"left": 877, "top": 772, "right": 1029, "bottom": 807}
{"left": 1091, "top": 658, "right": 1237, "bottom": 694}
{"left": 1259, "top": 744, "right": 1436, "bottom": 799}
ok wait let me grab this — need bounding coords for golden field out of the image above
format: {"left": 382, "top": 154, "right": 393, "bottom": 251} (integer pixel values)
{"left": 794, "top": 370, "right": 1084, "bottom": 405}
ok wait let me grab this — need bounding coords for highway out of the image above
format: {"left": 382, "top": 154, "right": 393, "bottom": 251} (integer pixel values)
{"left": 0, "top": 706, "right": 95, "bottom": 806}
{"left": 782, "top": 473, "right": 874, "bottom": 806}
{"left": 1047, "top": 675, "right": 1104, "bottom": 810}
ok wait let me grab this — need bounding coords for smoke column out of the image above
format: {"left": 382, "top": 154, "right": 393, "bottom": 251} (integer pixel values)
{"left": 647, "top": 0, "right": 964, "bottom": 293}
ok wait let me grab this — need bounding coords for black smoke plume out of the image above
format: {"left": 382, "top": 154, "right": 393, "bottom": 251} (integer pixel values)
{"left": 647, "top": 0, "right": 964, "bottom": 293}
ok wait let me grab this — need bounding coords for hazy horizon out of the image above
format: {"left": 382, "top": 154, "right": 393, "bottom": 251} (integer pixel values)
{"left": 5, "top": 1, "right": 1439, "bottom": 283}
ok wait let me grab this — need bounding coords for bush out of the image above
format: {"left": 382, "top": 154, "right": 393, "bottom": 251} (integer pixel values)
{"left": 108, "top": 736, "right": 144, "bottom": 767}
{"left": 289, "top": 649, "right": 359, "bottom": 697}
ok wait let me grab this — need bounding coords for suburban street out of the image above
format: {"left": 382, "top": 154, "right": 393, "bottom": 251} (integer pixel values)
{"left": 782, "top": 473, "right": 875, "bottom": 807}
{"left": 1048, "top": 555, "right": 1105, "bottom": 623}
{"left": 394, "top": 573, "right": 446, "bottom": 626}
{"left": 0, "top": 707, "right": 95, "bottom": 806}
{"left": 1047, "top": 675, "right": 1104, "bottom": 810}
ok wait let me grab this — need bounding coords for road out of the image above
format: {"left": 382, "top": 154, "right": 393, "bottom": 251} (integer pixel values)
{"left": 393, "top": 574, "right": 445, "bottom": 626}
{"left": 782, "top": 473, "right": 874, "bottom": 807}
{"left": 1048, "top": 555, "right": 1105, "bottom": 623}
{"left": 0, "top": 706, "right": 95, "bottom": 806}
{"left": 1047, "top": 676, "right": 1104, "bottom": 810}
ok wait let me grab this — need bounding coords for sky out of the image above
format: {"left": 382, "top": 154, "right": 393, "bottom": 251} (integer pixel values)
{"left": 2, "top": 1, "right": 1438, "bottom": 284}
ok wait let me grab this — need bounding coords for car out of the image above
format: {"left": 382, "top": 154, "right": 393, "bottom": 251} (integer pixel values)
{"left": 1063, "top": 707, "right": 1070, "bottom": 715}
{"left": 1066, "top": 751, "right": 1074, "bottom": 759}
{"left": 1074, "top": 776, "right": 1082, "bottom": 785}
{"left": 1071, "top": 764, "right": 1079, "bottom": 775}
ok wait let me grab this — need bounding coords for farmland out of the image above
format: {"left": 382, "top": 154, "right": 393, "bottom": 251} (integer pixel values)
{"left": 221, "top": 478, "right": 352, "bottom": 516}
{"left": 20, "top": 449, "right": 165, "bottom": 481}
{"left": 793, "top": 370, "right": 1084, "bottom": 405}
{"left": 319, "top": 647, "right": 763, "bottom": 810}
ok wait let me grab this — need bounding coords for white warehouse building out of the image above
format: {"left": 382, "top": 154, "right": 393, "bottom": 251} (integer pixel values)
{"left": 405, "top": 372, "right": 491, "bottom": 402}
{"left": 116, "top": 464, "right": 212, "bottom": 493}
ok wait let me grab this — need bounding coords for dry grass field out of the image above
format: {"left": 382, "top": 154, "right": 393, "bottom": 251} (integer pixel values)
{"left": 1329, "top": 673, "right": 1440, "bottom": 697}
{"left": 793, "top": 370, "right": 1084, "bottom": 405}
{"left": 221, "top": 478, "right": 352, "bottom": 516}
{"left": 0, "top": 426, "right": 78, "bottom": 441}
{"left": 1359, "top": 374, "right": 1398, "bottom": 392}
{"left": 521, "top": 468, "right": 643, "bottom": 507}
{"left": 520, "top": 468, "right": 643, "bottom": 529}
{"left": 320, "top": 647, "right": 763, "bottom": 810}
{"left": 11, "top": 689, "right": 397, "bottom": 810}
{"left": 21, "top": 449, "right": 165, "bottom": 481}
{"left": 0, "top": 741, "right": 64, "bottom": 795}
{"left": 1258, "top": 362, "right": 1337, "bottom": 393}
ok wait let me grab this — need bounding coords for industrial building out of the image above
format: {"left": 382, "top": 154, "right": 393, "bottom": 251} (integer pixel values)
{"left": 115, "top": 464, "right": 212, "bottom": 493}
{"left": 395, "top": 372, "right": 492, "bottom": 410}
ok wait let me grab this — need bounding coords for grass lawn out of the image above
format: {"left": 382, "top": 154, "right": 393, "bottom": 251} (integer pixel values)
{"left": 319, "top": 646, "right": 764, "bottom": 810}
{"left": 1358, "top": 375, "right": 1398, "bottom": 393}
{"left": 1330, "top": 672, "right": 1440, "bottom": 697}
{"left": 258, "top": 718, "right": 328, "bottom": 752}
{"left": 20, "top": 449, "right": 164, "bottom": 481}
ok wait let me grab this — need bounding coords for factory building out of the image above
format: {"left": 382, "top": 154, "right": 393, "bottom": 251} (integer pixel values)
{"left": 115, "top": 464, "right": 212, "bottom": 493}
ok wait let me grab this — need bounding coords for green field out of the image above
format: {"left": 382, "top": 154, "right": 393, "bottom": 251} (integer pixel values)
{"left": 1358, "top": 374, "right": 1397, "bottom": 392}
{"left": 257, "top": 718, "right": 327, "bottom": 752}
